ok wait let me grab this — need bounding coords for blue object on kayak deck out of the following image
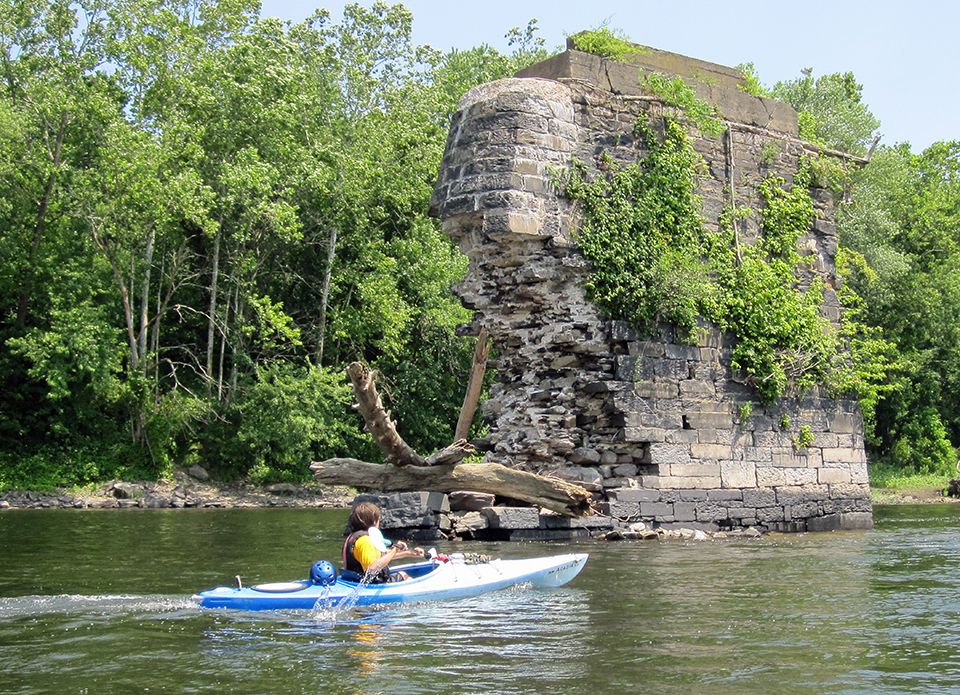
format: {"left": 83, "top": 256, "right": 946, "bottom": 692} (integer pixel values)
{"left": 309, "top": 560, "right": 337, "bottom": 586}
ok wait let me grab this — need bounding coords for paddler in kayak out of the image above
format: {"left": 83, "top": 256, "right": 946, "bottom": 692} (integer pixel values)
{"left": 343, "top": 501, "right": 425, "bottom": 582}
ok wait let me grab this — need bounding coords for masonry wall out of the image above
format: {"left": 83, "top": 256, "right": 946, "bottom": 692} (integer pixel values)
{"left": 430, "top": 49, "right": 872, "bottom": 532}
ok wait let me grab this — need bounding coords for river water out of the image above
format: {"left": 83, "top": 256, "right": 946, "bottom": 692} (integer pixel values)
{"left": 1, "top": 504, "right": 959, "bottom": 694}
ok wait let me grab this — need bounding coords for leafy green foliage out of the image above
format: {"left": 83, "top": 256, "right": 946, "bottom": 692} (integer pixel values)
{"left": 794, "top": 424, "right": 814, "bottom": 449}
{"left": 563, "top": 114, "right": 839, "bottom": 403}
{"left": 642, "top": 72, "right": 725, "bottom": 137}
{"left": 561, "top": 118, "right": 714, "bottom": 340}
{"left": 838, "top": 141, "right": 960, "bottom": 474}
{"left": 0, "top": 1, "right": 540, "bottom": 490}
{"left": 736, "top": 62, "right": 768, "bottom": 97}
{"left": 205, "top": 363, "right": 374, "bottom": 483}
{"left": 770, "top": 69, "right": 880, "bottom": 154}
{"left": 568, "top": 27, "right": 643, "bottom": 61}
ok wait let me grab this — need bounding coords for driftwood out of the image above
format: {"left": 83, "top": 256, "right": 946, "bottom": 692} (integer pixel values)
{"left": 454, "top": 327, "right": 490, "bottom": 442}
{"left": 312, "top": 361, "right": 593, "bottom": 516}
{"left": 346, "top": 362, "right": 425, "bottom": 466}
{"left": 310, "top": 458, "right": 593, "bottom": 516}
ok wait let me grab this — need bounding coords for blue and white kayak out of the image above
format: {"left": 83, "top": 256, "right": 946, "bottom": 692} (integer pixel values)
{"left": 193, "top": 553, "right": 588, "bottom": 611}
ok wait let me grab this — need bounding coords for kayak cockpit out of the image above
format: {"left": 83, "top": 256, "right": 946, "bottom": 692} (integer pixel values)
{"left": 338, "top": 560, "right": 441, "bottom": 585}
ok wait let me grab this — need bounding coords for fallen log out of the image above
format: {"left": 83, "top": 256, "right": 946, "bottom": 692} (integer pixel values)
{"left": 314, "top": 361, "right": 593, "bottom": 516}
{"left": 310, "top": 458, "right": 593, "bottom": 516}
{"left": 346, "top": 362, "right": 425, "bottom": 466}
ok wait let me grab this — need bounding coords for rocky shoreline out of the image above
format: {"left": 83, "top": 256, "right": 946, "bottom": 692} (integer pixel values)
{"left": 0, "top": 473, "right": 356, "bottom": 511}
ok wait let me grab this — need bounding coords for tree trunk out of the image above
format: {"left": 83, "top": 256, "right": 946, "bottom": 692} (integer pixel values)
{"left": 310, "top": 458, "right": 593, "bottom": 517}
{"left": 16, "top": 111, "right": 69, "bottom": 329}
{"left": 346, "top": 362, "right": 425, "bottom": 466}
{"left": 454, "top": 327, "right": 490, "bottom": 442}
{"left": 315, "top": 226, "right": 337, "bottom": 366}
{"left": 138, "top": 226, "right": 155, "bottom": 375}
{"left": 205, "top": 227, "right": 222, "bottom": 390}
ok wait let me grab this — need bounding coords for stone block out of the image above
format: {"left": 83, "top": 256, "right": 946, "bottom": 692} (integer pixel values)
{"left": 776, "top": 485, "right": 829, "bottom": 505}
{"left": 821, "top": 447, "right": 866, "bottom": 464}
{"left": 839, "top": 512, "right": 874, "bottom": 530}
{"left": 607, "top": 487, "right": 660, "bottom": 502}
{"left": 707, "top": 489, "right": 743, "bottom": 501}
{"left": 770, "top": 448, "right": 809, "bottom": 468}
{"left": 449, "top": 491, "right": 496, "bottom": 512}
{"left": 633, "top": 381, "right": 680, "bottom": 399}
{"left": 691, "top": 443, "right": 738, "bottom": 460}
{"left": 657, "top": 475, "right": 721, "bottom": 489}
{"left": 720, "top": 461, "right": 756, "bottom": 488}
{"left": 666, "top": 344, "right": 701, "bottom": 360}
{"left": 622, "top": 427, "right": 669, "bottom": 443}
{"left": 742, "top": 488, "right": 777, "bottom": 507}
{"left": 425, "top": 492, "right": 450, "bottom": 513}
{"left": 828, "top": 483, "right": 871, "bottom": 500}
{"left": 752, "top": 431, "right": 795, "bottom": 447}
{"left": 648, "top": 443, "right": 693, "bottom": 466}
{"left": 850, "top": 466, "right": 869, "bottom": 484}
{"left": 696, "top": 504, "right": 730, "bottom": 521}
{"left": 756, "top": 467, "right": 818, "bottom": 487}
{"left": 685, "top": 412, "right": 734, "bottom": 430}
{"left": 680, "top": 380, "right": 717, "bottom": 398}
{"left": 679, "top": 489, "right": 709, "bottom": 501}
{"left": 827, "top": 413, "right": 857, "bottom": 433}
{"left": 481, "top": 506, "right": 541, "bottom": 529}
{"left": 743, "top": 447, "right": 773, "bottom": 462}
{"left": 381, "top": 508, "right": 438, "bottom": 529}
{"left": 451, "top": 511, "right": 489, "bottom": 533}
{"left": 673, "top": 502, "right": 698, "bottom": 522}
{"left": 670, "top": 463, "right": 721, "bottom": 478}
{"left": 569, "top": 447, "right": 602, "bottom": 465}
{"left": 790, "top": 502, "right": 820, "bottom": 519}
{"left": 756, "top": 506, "right": 785, "bottom": 522}
{"left": 600, "top": 450, "right": 619, "bottom": 465}
{"left": 818, "top": 467, "right": 851, "bottom": 484}
{"left": 599, "top": 501, "right": 641, "bottom": 517}
{"left": 805, "top": 514, "right": 843, "bottom": 532}
{"left": 540, "top": 513, "right": 615, "bottom": 530}
{"left": 640, "top": 502, "right": 675, "bottom": 517}
{"left": 666, "top": 430, "right": 700, "bottom": 444}
{"left": 726, "top": 507, "right": 755, "bottom": 519}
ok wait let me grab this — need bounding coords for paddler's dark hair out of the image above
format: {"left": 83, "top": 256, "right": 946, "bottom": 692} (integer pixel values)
{"left": 348, "top": 501, "right": 380, "bottom": 532}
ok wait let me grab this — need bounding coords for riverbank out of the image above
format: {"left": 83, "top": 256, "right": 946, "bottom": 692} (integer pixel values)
{"left": 871, "top": 485, "right": 960, "bottom": 505}
{"left": 0, "top": 475, "right": 356, "bottom": 510}
{"left": 3, "top": 479, "right": 957, "bottom": 511}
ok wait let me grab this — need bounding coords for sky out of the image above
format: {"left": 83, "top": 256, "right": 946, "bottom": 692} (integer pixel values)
{"left": 259, "top": 0, "right": 959, "bottom": 152}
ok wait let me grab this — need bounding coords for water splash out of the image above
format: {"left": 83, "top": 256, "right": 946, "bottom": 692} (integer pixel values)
{"left": 0, "top": 593, "right": 196, "bottom": 620}
{"left": 309, "top": 575, "right": 372, "bottom": 622}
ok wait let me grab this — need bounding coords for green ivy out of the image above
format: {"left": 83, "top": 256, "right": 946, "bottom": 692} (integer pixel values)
{"left": 641, "top": 72, "right": 726, "bottom": 137}
{"left": 794, "top": 424, "right": 814, "bottom": 448}
{"left": 560, "top": 117, "right": 714, "bottom": 340}
{"left": 563, "top": 115, "right": 840, "bottom": 404}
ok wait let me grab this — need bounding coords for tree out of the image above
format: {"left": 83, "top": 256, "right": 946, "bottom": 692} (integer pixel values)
{"left": 770, "top": 69, "right": 880, "bottom": 154}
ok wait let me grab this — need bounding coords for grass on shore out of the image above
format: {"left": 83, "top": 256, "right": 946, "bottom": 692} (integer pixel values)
{"left": 869, "top": 464, "right": 952, "bottom": 491}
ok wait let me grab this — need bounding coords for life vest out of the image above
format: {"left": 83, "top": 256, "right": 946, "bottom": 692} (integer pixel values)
{"left": 342, "top": 530, "right": 390, "bottom": 583}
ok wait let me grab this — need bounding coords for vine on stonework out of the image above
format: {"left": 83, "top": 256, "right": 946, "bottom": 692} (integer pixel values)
{"left": 559, "top": 117, "right": 715, "bottom": 341}
{"left": 561, "top": 115, "right": 839, "bottom": 404}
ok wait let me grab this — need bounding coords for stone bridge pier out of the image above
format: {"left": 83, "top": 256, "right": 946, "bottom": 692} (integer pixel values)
{"left": 430, "top": 48, "right": 872, "bottom": 533}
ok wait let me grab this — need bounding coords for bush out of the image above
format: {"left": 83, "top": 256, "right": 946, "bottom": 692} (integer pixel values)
{"left": 202, "top": 362, "right": 373, "bottom": 483}
{"left": 888, "top": 407, "right": 956, "bottom": 476}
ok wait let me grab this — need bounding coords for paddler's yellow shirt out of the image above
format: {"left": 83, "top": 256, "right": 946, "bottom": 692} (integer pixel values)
{"left": 352, "top": 534, "right": 382, "bottom": 571}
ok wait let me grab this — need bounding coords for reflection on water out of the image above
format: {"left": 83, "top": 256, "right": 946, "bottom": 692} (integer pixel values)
{"left": 1, "top": 506, "right": 960, "bottom": 693}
